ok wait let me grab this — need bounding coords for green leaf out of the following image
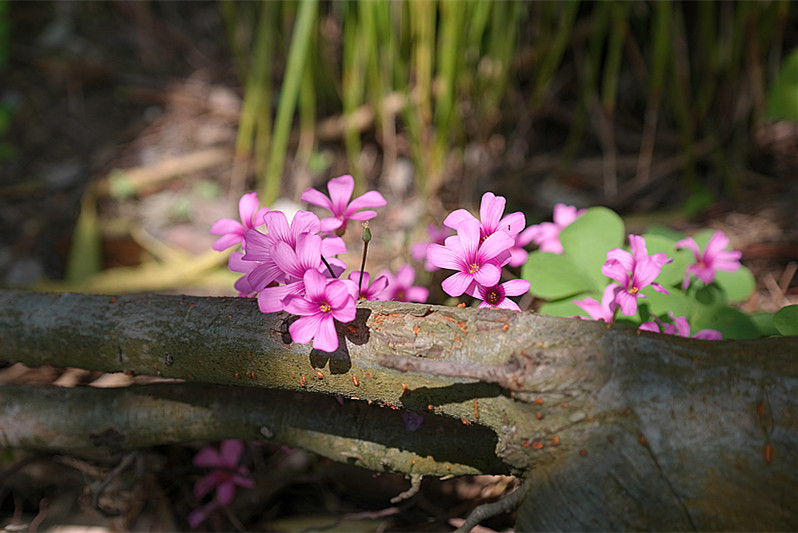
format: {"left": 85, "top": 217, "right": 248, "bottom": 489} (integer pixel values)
{"left": 694, "top": 307, "right": 761, "bottom": 340}
{"left": 766, "top": 47, "right": 798, "bottom": 122}
{"left": 538, "top": 296, "right": 591, "bottom": 319}
{"left": 523, "top": 252, "right": 596, "bottom": 300}
{"left": 638, "top": 286, "right": 691, "bottom": 319}
{"left": 774, "top": 304, "right": 798, "bottom": 336}
{"left": 750, "top": 311, "right": 777, "bottom": 338}
{"left": 559, "top": 206, "right": 625, "bottom": 290}
{"left": 713, "top": 267, "right": 755, "bottom": 303}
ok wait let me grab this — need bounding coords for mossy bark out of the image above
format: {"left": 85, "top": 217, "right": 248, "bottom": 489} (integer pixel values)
{"left": 1, "top": 290, "right": 798, "bottom": 530}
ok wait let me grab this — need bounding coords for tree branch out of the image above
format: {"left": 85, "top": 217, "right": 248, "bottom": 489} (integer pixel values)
{"left": 2, "top": 290, "right": 798, "bottom": 529}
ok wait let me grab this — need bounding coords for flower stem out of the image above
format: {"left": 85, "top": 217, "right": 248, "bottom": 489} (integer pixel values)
{"left": 320, "top": 255, "right": 336, "bottom": 278}
{"left": 358, "top": 222, "right": 372, "bottom": 298}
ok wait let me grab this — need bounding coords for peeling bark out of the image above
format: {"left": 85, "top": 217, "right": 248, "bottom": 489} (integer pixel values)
{"left": 1, "top": 290, "right": 798, "bottom": 530}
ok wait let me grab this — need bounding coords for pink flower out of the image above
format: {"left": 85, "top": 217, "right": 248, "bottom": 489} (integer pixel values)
{"left": 573, "top": 284, "right": 621, "bottom": 322}
{"left": 444, "top": 192, "right": 526, "bottom": 239}
{"left": 411, "top": 224, "right": 453, "bottom": 272}
{"left": 675, "top": 230, "right": 742, "bottom": 290}
{"left": 427, "top": 219, "right": 514, "bottom": 297}
{"left": 639, "top": 313, "right": 722, "bottom": 340}
{"left": 601, "top": 235, "right": 672, "bottom": 316}
{"left": 256, "top": 233, "right": 324, "bottom": 313}
{"left": 466, "top": 278, "right": 530, "bottom": 311}
{"left": 376, "top": 264, "right": 429, "bottom": 302}
{"left": 347, "top": 271, "right": 389, "bottom": 301}
{"left": 210, "top": 192, "right": 269, "bottom": 252}
{"left": 228, "top": 252, "right": 257, "bottom": 297}
{"left": 282, "top": 269, "right": 357, "bottom": 352}
{"left": 522, "top": 203, "right": 585, "bottom": 254}
{"left": 242, "top": 210, "right": 323, "bottom": 291}
{"left": 301, "top": 174, "right": 386, "bottom": 234}
{"left": 189, "top": 440, "right": 255, "bottom": 527}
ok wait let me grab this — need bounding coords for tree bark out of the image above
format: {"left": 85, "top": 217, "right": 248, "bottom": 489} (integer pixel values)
{"left": 1, "top": 290, "right": 797, "bottom": 530}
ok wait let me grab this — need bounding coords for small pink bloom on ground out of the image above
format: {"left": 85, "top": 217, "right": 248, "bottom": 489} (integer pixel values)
{"left": 444, "top": 192, "right": 526, "bottom": 241}
{"left": 675, "top": 230, "right": 742, "bottom": 290}
{"left": 189, "top": 439, "right": 255, "bottom": 528}
{"left": 602, "top": 235, "right": 672, "bottom": 316}
{"left": 377, "top": 264, "right": 429, "bottom": 302}
{"left": 639, "top": 313, "right": 722, "bottom": 340}
{"left": 466, "top": 278, "right": 530, "bottom": 311}
{"left": 347, "top": 271, "right": 389, "bottom": 301}
{"left": 427, "top": 219, "right": 514, "bottom": 297}
{"left": 282, "top": 269, "right": 357, "bottom": 352}
{"left": 301, "top": 174, "right": 386, "bottom": 234}
{"left": 573, "top": 284, "right": 621, "bottom": 322}
{"left": 210, "top": 192, "right": 269, "bottom": 252}
{"left": 522, "top": 203, "right": 585, "bottom": 254}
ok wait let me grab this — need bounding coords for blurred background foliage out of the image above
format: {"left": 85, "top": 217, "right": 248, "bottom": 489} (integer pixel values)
{"left": 221, "top": 0, "right": 796, "bottom": 209}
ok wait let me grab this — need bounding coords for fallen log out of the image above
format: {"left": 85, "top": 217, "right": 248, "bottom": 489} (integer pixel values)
{"left": 1, "top": 290, "right": 797, "bottom": 530}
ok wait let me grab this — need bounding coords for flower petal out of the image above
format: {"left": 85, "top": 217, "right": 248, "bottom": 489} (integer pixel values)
{"left": 497, "top": 212, "right": 526, "bottom": 237}
{"left": 216, "top": 481, "right": 236, "bottom": 506}
{"left": 443, "top": 209, "right": 478, "bottom": 230}
{"left": 441, "top": 272, "right": 474, "bottom": 297}
{"left": 212, "top": 233, "right": 242, "bottom": 252}
{"left": 311, "top": 316, "right": 339, "bottom": 352}
{"left": 347, "top": 209, "right": 378, "bottom": 221}
{"left": 601, "top": 259, "right": 630, "bottom": 286}
{"left": 210, "top": 218, "right": 243, "bottom": 236}
{"left": 238, "top": 192, "right": 260, "bottom": 226}
{"left": 473, "top": 261, "right": 501, "bottom": 287}
{"left": 301, "top": 187, "right": 334, "bottom": 211}
{"left": 478, "top": 229, "right": 514, "bottom": 261}
{"left": 501, "top": 278, "right": 531, "bottom": 296}
{"left": 219, "top": 439, "right": 244, "bottom": 468}
{"left": 615, "top": 290, "right": 639, "bottom": 316}
{"left": 327, "top": 175, "right": 355, "bottom": 214}
{"left": 346, "top": 190, "right": 387, "bottom": 212}
{"left": 427, "top": 243, "right": 463, "bottom": 271}
{"left": 289, "top": 314, "right": 325, "bottom": 345}
{"left": 258, "top": 282, "right": 304, "bottom": 313}
{"left": 193, "top": 447, "right": 221, "bottom": 468}
{"left": 479, "top": 192, "right": 505, "bottom": 233}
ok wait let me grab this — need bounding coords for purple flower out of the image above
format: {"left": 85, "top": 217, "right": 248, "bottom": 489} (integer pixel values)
{"left": 573, "top": 284, "right": 621, "bottom": 322}
{"left": 347, "top": 271, "right": 389, "bottom": 301}
{"left": 466, "top": 278, "right": 530, "bottom": 311}
{"left": 427, "top": 219, "right": 514, "bottom": 297}
{"left": 410, "top": 224, "right": 454, "bottom": 272}
{"left": 675, "top": 230, "right": 742, "bottom": 290}
{"left": 639, "top": 313, "right": 722, "bottom": 340}
{"left": 282, "top": 269, "right": 357, "bottom": 352}
{"left": 301, "top": 174, "right": 386, "bottom": 234}
{"left": 189, "top": 440, "right": 255, "bottom": 528}
{"left": 210, "top": 192, "right": 269, "bottom": 252}
{"left": 376, "top": 264, "right": 429, "bottom": 303}
{"left": 522, "top": 203, "right": 586, "bottom": 254}
{"left": 601, "top": 234, "right": 672, "bottom": 316}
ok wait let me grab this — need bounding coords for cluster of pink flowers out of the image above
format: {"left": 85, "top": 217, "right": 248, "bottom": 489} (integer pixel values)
{"left": 573, "top": 230, "right": 741, "bottom": 340}
{"left": 212, "top": 180, "right": 742, "bottom": 349}
{"left": 427, "top": 192, "right": 531, "bottom": 311}
{"left": 211, "top": 175, "right": 427, "bottom": 353}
